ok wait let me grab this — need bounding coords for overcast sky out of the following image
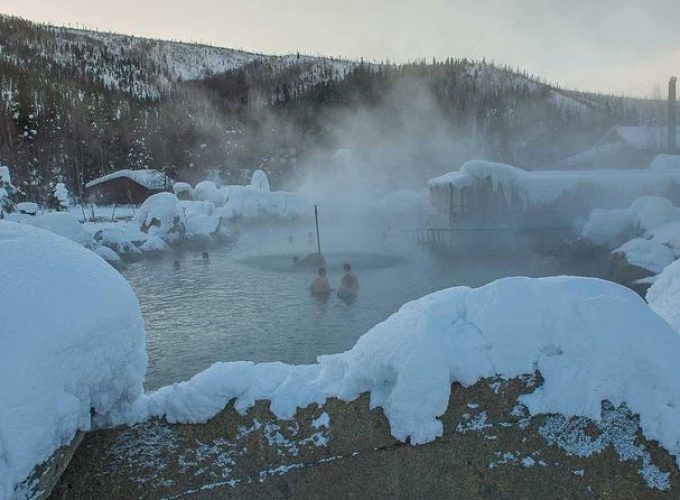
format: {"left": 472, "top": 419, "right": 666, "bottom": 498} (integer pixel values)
{"left": 3, "top": 0, "right": 679, "bottom": 97}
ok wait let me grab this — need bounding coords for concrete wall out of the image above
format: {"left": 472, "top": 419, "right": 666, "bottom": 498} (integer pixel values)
{"left": 51, "top": 375, "right": 679, "bottom": 499}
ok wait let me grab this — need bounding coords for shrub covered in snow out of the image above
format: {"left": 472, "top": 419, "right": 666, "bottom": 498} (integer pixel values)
{"left": 613, "top": 238, "right": 676, "bottom": 274}
{"left": 0, "top": 222, "right": 147, "bottom": 498}
{"left": 117, "top": 276, "right": 680, "bottom": 468}
{"left": 134, "top": 192, "right": 186, "bottom": 244}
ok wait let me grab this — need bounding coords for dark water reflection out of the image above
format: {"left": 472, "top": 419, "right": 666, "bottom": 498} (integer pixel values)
{"left": 120, "top": 224, "right": 597, "bottom": 390}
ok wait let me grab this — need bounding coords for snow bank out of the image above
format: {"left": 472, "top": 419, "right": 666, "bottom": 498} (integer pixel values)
{"left": 582, "top": 197, "right": 680, "bottom": 247}
{"left": 116, "top": 276, "right": 680, "bottom": 466}
{"left": 134, "top": 192, "right": 186, "bottom": 244}
{"left": 0, "top": 222, "right": 147, "bottom": 498}
{"left": 26, "top": 212, "right": 93, "bottom": 246}
{"left": 613, "top": 238, "right": 676, "bottom": 274}
{"left": 647, "top": 259, "right": 680, "bottom": 334}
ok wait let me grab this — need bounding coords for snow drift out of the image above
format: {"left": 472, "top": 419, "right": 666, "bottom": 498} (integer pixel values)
{"left": 0, "top": 222, "right": 147, "bottom": 498}
{"left": 115, "top": 276, "right": 680, "bottom": 467}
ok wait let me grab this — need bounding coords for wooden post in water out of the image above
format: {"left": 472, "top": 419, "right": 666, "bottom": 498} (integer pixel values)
{"left": 314, "top": 204, "right": 322, "bottom": 256}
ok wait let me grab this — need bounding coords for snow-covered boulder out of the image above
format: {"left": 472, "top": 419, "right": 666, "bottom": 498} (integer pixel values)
{"left": 582, "top": 196, "right": 680, "bottom": 247}
{"left": 250, "top": 169, "right": 270, "bottom": 192}
{"left": 185, "top": 214, "right": 222, "bottom": 241}
{"left": 26, "top": 212, "right": 93, "bottom": 247}
{"left": 613, "top": 238, "right": 676, "bottom": 274}
{"left": 94, "top": 245, "right": 122, "bottom": 262}
{"left": 180, "top": 200, "right": 215, "bottom": 219}
{"left": 173, "top": 182, "right": 194, "bottom": 200}
{"left": 135, "top": 192, "right": 186, "bottom": 244}
{"left": 139, "top": 235, "right": 172, "bottom": 253}
{"left": 647, "top": 259, "right": 680, "bottom": 334}
{"left": 0, "top": 222, "right": 147, "bottom": 498}
{"left": 92, "top": 226, "right": 142, "bottom": 258}
{"left": 194, "top": 181, "right": 225, "bottom": 206}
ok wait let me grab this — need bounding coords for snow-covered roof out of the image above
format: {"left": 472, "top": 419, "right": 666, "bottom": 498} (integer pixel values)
{"left": 85, "top": 169, "right": 171, "bottom": 190}
{"left": 599, "top": 126, "right": 679, "bottom": 151}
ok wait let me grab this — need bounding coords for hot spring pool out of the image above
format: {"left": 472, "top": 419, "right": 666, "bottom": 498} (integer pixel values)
{"left": 120, "top": 224, "right": 598, "bottom": 390}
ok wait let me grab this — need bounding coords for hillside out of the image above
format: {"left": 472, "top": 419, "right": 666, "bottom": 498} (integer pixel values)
{"left": 0, "top": 14, "right": 655, "bottom": 202}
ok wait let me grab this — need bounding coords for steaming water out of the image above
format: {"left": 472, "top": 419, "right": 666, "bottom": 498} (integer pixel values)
{"left": 121, "top": 223, "right": 599, "bottom": 390}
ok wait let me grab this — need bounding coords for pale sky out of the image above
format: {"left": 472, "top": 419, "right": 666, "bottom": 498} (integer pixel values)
{"left": 3, "top": 0, "right": 679, "bottom": 97}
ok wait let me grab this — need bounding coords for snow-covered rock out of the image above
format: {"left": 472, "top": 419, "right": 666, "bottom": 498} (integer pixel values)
{"left": 173, "top": 182, "right": 194, "bottom": 200}
{"left": 139, "top": 235, "right": 172, "bottom": 253}
{"left": 250, "top": 169, "right": 270, "bottom": 193}
{"left": 194, "top": 181, "right": 226, "bottom": 206}
{"left": 92, "top": 226, "right": 143, "bottom": 257}
{"left": 0, "top": 221, "right": 147, "bottom": 498}
{"left": 647, "top": 259, "right": 680, "bottom": 335}
{"left": 117, "top": 276, "right": 680, "bottom": 468}
{"left": 26, "top": 212, "right": 93, "bottom": 246}
{"left": 613, "top": 238, "right": 676, "bottom": 274}
{"left": 94, "top": 245, "right": 121, "bottom": 262}
{"left": 582, "top": 197, "right": 680, "bottom": 247}
{"left": 134, "top": 192, "right": 186, "bottom": 244}
{"left": 185, "top": 214, "right": 222, "bottom": 240}
{"left": 180, "top": 200, "right": 215, "bottom": 219}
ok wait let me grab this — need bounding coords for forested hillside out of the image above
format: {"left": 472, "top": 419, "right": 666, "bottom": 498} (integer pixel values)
{"left": 0, "top": 14, "right": 656, "bottom": 202}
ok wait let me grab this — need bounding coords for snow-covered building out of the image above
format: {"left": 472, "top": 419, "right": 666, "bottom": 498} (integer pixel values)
{"left": 85, "top": 169, "right": 173, "bottom": 204}
{"left": 427, "top": 160, "right": 680, "bottom": 235}
{"left": 559, "top": 126, "right": 680, "bottom": 169}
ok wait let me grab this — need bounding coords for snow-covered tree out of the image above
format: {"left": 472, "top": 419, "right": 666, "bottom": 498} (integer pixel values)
{"left": 46, "top": 180, "right": 70, "bottom": 211}
{"left": 0, "top": 165, "right": 16, "bottom": 217}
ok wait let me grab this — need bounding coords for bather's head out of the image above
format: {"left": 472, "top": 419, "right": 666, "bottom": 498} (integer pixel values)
{"left": 343, "top": 263, "right": 351, "bottom": 272}
{"left": 318, "top": 267, "right": 327, "bottom": 276}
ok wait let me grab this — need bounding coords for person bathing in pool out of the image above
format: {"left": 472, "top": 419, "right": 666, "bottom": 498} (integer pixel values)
{"left": 310, "top": 267, "right": 331, "bottom": 296}
{"left": 337, "top": 263, "right": 358, "bottom": 297}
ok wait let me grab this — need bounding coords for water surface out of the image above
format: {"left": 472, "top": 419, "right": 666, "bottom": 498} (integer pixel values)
{"left": 121, "top": 224, "right": 595, "bottom": 390}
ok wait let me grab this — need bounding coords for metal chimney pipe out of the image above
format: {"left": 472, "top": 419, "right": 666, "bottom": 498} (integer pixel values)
{"left": 669, "top": 76, "right": 677, "bottom": 152}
